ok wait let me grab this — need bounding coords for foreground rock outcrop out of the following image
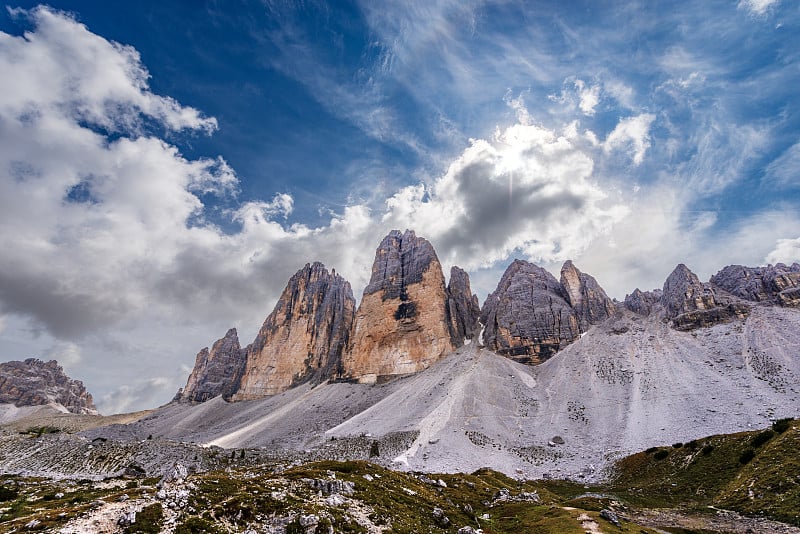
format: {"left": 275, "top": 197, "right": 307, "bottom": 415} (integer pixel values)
{"left": 341, "top": 230, "right": 455, "bottom": 383}
{"left": 175, "top": 329, "right": 245, "bottom": 403}
{"left": 0, "top": 358, "right": 97, "bottom": 414}
{"left": 233, "top": 262, "right": 356, "bottom": 400}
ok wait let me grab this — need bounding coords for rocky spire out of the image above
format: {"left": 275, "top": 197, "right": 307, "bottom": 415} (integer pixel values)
{"left": 232, "top": 262, "right": 355, "bottom": 400}
{"left": 175, "top": 328, "right": 245, "bottom": 403}
{"left": 341, "top": 230, "right": 455, "bottom": 383}
{"left": 446, "top": 266, "right": 481, "bottom": 342}
{"left": 0, "top": 358, "right": 97, "bottom": 414}
{"left": 481, "top": 260, "right": 580, "bottom": 364}
{"left": 559, "top": 260, "right": 616, "bottom": 331}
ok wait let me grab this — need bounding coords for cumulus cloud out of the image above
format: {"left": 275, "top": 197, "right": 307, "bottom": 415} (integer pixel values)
{"left": 575, "top": 80, "right": 601, "bottom": 116}
{"left": 766, "top": 237, "right": 800, "bottom": 265}
{"left": 603, "top": 114, "right": 656, "bottom": 166}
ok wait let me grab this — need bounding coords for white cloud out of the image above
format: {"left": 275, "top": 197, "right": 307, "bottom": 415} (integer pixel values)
{"left": 738, "top": 0, "right": 780, "bottom": 16}
{"left": 575, "top": 79, "right": 601, "bottom": 116}
{"left": 766, "top": 237, "right": 800, "bottom": 265}
{"left": 604, "top": 114, "right": 656, "bottom": 166}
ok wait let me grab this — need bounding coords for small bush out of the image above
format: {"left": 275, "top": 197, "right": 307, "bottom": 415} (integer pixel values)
{"left": 0, "top": 486, "right": 18, "bottom": 501}
{"left": 645, "top": 447, "right": 658, "bottom": 454}
{"left": 369, "top": 441, "right": 380, "bottom": 458}
{"left": 751, "top": 429, "right": 775, "bottom": 448}
{"left": 701, "top": 444, "right": 714, "bottom": 455}
{"left": 772, "top": 418, "right": 793, "bottom": 434}
{"left": 174, "top": 517, "right": 221, "bottom": 534}
{"left": 653, "top": 449, "right": 669, "bottom": 460}
{"left": 739, "top": 448, "right": 756, "bottom": 464}
{"left": 672, "top": 442, "right": 683, "bottom": 449}
{"left": 686, "top": 440, "right": 699, "bottom": 451}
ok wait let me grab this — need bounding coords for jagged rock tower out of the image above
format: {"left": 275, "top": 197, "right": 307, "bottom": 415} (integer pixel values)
{"left": 481, "top": 259, "right": 614, "bottom": 363}
{"left": 175, "top": 328, "right": 245, "bottom": 403}
{"left": 232, "top": 262, "right": 356, "bottom": 400}
{"left": 0, "top": 358, "right": 98, "bottom": 414}
{"left": 342, "top": 230, "right": 458, "bottom": 383}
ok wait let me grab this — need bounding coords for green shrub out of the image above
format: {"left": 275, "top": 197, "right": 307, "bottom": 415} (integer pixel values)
{"left": 653, "top": 449, "right": 669, "bottom": 460}
{"left": 174, "top": 517, "right": 221, "bottom": 534}
{"left": 772, "top": 418, "right": 793, "bottom": 434}
{"left": 645, "top": 447, "right": 658, "bottom": 454}
{"left": 751, "top": 429, "right": 775, "bottom": 448}
{"left": 686, "top": 440, "right": 699, "bottom": 450}
{"left": 739, "top": 448, "right": 756, "bottom": 464}
{"left": 701, "top": 444, "right": 714, "bottom": 455}
{"left": 672, "top": 442, "right": 683, "bottom": 449}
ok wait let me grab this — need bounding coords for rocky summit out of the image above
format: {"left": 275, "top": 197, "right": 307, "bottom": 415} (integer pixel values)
{"left": 0, "top": 358, "right": 97, "bottom": 415}
{"left": 481, "top": 259, "right": 613, "bottom": 363}
{"left": 342, "top": 230, "right": 462, "bottom": 383}
{"left": 711, "top": 263, "right": 800, "bottom": 307}
{"left": 175, "top": 328, "right": 245, "bottom": 403}
{"left": 446, "top": 265, "right": 481, "bottom": 343}
{"left": 232, "top": 262, "right": 356, "bottom": 400}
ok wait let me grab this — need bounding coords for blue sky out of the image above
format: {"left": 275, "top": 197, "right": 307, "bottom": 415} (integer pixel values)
{"left": 0, "top": 0, "right": 798, "bottom": 412}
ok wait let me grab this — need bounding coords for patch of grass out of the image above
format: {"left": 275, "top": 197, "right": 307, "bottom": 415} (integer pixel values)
{"left": 738, "top": 448, "right": 755, "bottom": 464}
{"left": 772, "top": 418, "right": 793, "bottom": 433}
{"left": 125, "top": 503, "right": 163, "bottom": 533}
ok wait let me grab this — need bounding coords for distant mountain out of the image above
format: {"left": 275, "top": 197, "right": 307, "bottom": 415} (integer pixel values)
{"left": 0, "top": 358, "right": 97, "bottom": 415}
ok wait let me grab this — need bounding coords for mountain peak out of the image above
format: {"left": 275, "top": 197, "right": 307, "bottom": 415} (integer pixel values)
{"left": 0, "top": 358, "right": 97, "bottom": 414}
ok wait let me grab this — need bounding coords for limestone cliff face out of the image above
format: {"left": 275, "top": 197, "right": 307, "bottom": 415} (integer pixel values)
{"left": 481, "top": 260, "right": 581, "bottom": 364}
{"left": 446, "top": 266, "right": 481, "bottom": 342}
{"left": 175, "top": 328, "right": 245, "bottom": 403}
{"left": 232, "top": 262, "right": 355, "bottom": 400}
{"left": 559, "top": 260, "right": 616, "bottom": 330}
{"left": 0, "top": 358, "right": 97, "bottom": 414}
{"left": 661, "top": 264, "right": 749, "bottom": 330}
{"left": 342, "top": 230, "right": 454, "bottom": 383}
{"left": 710, "top": 263, "right": 800, "bottom": 307}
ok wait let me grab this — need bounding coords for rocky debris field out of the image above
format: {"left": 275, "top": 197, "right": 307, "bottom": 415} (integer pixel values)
{"left": 1, "top": 418, "right": 799, "bottom": 534}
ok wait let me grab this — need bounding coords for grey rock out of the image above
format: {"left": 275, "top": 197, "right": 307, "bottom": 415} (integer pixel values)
{"left": 446, "top": 266, "right": 481, "bottom": 342}
{"left": 662, "top": 264, "right": 749, "bottom": 330}
{"left": 432, "top": 507, "right": 451, "bottom": 527}
{"left": 481, "top": 260, "right": 580, "bottom": 363}
{"left": 623, "top": 288, "right": 662, "bottom": 315}
{"left": 560, "top": 260, "right": 615, "bottom": 331}
{"left": 175, "top": 328, "right": 245, "bottom": 403}
{"left": 363, "top": 229, "right": 438, "bottom": 300}
{"left": 711, "top": 263, "right": 800, "bottom": 307}
{"left": 600, "top": 508, "right": 621, "bottom": 527}
{"left": 458, "top": 528, "right": 476, "bottom": 534}
{"left": 0, "top": 358, "right": 97, "bottom": 414}
{"left": 303, "top": 478, "right": 354, "bottom": 495}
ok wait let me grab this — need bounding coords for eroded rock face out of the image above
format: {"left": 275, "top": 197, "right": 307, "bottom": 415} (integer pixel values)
{"left": 342, "top": 230, "right": 454, "bottom": 383}
{"left": 446, "top": 266, "right": 481, "bottom": 342}
{"left": 0, "top": 358, "right": 97, "bottom": 414}
{"left": 623, "top": 288, "right": 663, "bottom": 316}
{"left": 711, "top": 263, "right": 800, "bottom": 307}
{"left": 662, "top": 264, "right": 748, "bottom": 330}
{"left": 559, "top": 260, "right": 616, "bottom": 330}
{"left": 175, "top": 328, "right": 245, "bottom": 403}
{"left": 481, "top": 260, "right": 580, "bottom": 364}
{"left": 233, "top": 262, "right": 355, "bottom": 399}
